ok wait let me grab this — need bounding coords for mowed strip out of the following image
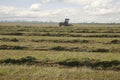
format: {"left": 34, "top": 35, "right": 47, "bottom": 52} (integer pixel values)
{"left": 0, "top": 65, "right": 120, "bottom": 80}
{"left": 0, "top": 50, "right": 120, "bottom": 61}
{"left": 0, "top": 33, "right": 120, "bottom": 52}
{"left": 0, "top": 50, "right": 120, "bottom": 70}
{"left": 0, "top": 40, "right": 120, "bottom": 52}
{"left": 1, "top": 32, "right": 120, "bottom": 37}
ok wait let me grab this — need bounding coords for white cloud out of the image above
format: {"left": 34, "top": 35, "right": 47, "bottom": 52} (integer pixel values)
{"left": 0, "top": 0, "right": 120, "bottom": 23}
{"left": 66, "top": 0, "right": 120, "bottom": 15}
{"left": 65, "top": 0, "right": 96, "bottom": 5}
{"left": 0, "top": 5, "right": 78, "bottom": 22}
{"left": 30, "top": 3, "right": 42, "bottom": 11}
{"left": 41, "top": 0, "right": 54, "bottom": 3}
{"left": 29, "top": 0, "right": 56, "bottom": 11}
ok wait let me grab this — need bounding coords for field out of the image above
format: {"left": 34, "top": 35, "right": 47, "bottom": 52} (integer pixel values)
{"left": 0, "top": 23, "right": 120, "bottom": 80}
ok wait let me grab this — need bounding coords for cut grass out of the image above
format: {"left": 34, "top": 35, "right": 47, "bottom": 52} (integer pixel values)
{"left": 1, "top": 32, "right": 120, "bottom": 37}
{"left": 0, "top": 50, "right": 120, "bottom": 61}
{"left": 0, "top": 65, "right": 120, "bottom": 80}
{"left": 0, "top": 56, "right": 120, "bottom": 70}
{"left": 0, "top": 41, "right": 119, "bottom": 52}
{"left": 0, "top": 23, "right": 120, "bottom": 80}
{"left": 0, "top": 35, "right": 120, "bottom": 43}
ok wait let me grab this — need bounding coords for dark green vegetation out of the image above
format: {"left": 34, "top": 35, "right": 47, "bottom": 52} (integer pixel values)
{"left": 0, "top": 23, "right": 120, "bottom": 80}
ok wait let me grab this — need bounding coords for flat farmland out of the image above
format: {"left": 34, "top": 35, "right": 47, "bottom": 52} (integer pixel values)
{"left": 0, "top": 23, "right": 120, "bottom": 80}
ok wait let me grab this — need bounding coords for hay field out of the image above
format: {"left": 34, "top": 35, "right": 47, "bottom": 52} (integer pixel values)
{"left": 0, "top": 23, "right": 120, "bottom": 80}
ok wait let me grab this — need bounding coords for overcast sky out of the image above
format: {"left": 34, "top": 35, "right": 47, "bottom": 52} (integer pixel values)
{"left": 0, "top": 0, "right": 120, "bottom": 23}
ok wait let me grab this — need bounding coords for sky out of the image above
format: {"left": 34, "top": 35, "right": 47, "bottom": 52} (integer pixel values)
{"left": 0, "top": 0, "right": 120, "bottom": 23}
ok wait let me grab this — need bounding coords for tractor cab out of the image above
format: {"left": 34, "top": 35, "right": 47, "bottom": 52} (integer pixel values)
{"left": 64, "top": 19, "right": 69, "bottom": 26}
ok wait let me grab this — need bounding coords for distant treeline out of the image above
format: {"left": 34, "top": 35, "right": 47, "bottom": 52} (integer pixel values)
{"left": 0, "top": 21, "right": 120, "bottom": 25}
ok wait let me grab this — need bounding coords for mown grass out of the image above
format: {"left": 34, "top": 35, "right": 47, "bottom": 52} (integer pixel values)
{"left": 0, "top": 23, "right": 120, "bottom": 80}
{"left": 0, "top": 65, "right": 120, "bottom": 80}
{"left": 0, "top": 56, "right": 119, "bottom": 70}
{"left": 0, "top": 35, "right": 120, "bottom": 44}
{"left": 1, "top": 32, "right": 120, "bottom": 38}
{"left": 0, "top": 50, "right": 120, "bottom": 63}
{"left": 0, "top": 41, "right": 119, "bottom": 52}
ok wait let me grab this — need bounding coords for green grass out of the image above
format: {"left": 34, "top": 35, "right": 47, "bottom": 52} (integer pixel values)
{"left": 0, "top": 23, "right": 120, "bottom": 80}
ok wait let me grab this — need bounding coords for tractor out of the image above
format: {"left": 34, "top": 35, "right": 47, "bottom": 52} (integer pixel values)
{"left": 59, "top": 19, "right": 72, "bottom": 27}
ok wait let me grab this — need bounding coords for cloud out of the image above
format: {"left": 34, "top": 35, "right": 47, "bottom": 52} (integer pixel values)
{"left": 41, "top": 0, "right": 55, "bottom": 3}
{"left": 65, "top": 0, "right": 120, "bottom": 15}
{"left": 30, "top": 3, "right": 42, "bottom": 11}
{"left": 65, "top": 0, "right": 110, "bottom": 5}
{"left": 0, "top": 5, "right": 78, "bottom": 22}
{"left": 0, "top": 0, "right": 120, "bottom": 23}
